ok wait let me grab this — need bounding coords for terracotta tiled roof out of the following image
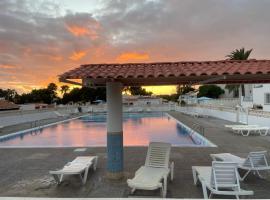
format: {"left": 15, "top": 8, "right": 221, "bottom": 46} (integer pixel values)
{"left": 0, "top": 99, "right": 19, "bottom": 111}
{"left": 59, "top": 60, "right": 270, "bottom": 85}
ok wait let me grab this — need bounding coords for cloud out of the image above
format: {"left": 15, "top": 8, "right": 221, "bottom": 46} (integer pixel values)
{"left": 0, "top": 0, "right": 270, "bottom": 94}
{"left": 69, "top": 51, "right": 87, "bottom": 61}
{"left": 66, "top": 25, "right": 90, "bottom": 37}
{"left": 116, "top": 52, "right": 150, "bottom": 62}
{"left": 0, "top": 64, "right": 18, "bottom": 69}
{"left": 64, "top": 12, "right": 101, "bottom": 40}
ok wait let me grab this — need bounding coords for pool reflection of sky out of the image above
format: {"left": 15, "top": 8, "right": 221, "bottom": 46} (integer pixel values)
{"left": 0, "top": 113, "right": 195, "bottom": 147}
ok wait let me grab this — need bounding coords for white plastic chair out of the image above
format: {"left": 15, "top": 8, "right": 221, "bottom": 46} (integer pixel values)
{"left": 127, "top": 142, "right": 174, "bottom": 197}
{"left": 231, "top": 126, "right": 269, "bottom": 136}
{"left": 192, "top": 161, "right": 253, "bottom": 199}
{"left": 211, "top": 151, "right": 270, "bottom": 180}
{"left": 50, "top": 156, "right": 98, "bottom": 185}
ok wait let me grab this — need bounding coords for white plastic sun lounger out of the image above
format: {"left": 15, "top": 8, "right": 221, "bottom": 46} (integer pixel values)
{"left": 211, "top": 151, "right": 270, "bottom": 181}
{"left": 225, "top": 124, "right": 259, "bottom": 128}
{"left": 192, "top": 161, "right": 253, "bottom": 199}
{"left": 127, "top": 142, "right": 174, "bottom": 198}
{"left": 232, "top": 126, "right": 269, "bottom": 136}
{"left": 50, "top": 156, "right": 98, "bottom": 185}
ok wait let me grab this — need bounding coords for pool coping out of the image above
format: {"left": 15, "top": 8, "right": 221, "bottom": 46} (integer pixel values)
{"left": 0, "top": 112, "right": 216, "bottom": 148}
{"left": 166, "top": 113, "right": 217, "bottom": 147}
{"left": 0, "top": 114, "right": 91, "bottom": 145}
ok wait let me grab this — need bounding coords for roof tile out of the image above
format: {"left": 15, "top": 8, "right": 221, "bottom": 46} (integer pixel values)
{"left": 59, "top": 60, "right": 270, "bottom": 85}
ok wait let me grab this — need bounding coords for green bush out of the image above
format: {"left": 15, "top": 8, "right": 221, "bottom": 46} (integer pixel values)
{"left": 197, "top": 85, "right": 224, "bottom": 99}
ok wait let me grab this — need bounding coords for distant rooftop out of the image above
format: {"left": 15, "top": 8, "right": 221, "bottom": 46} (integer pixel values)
{"left": 0, "top": 99, "right": 19, "bottom": 111}
{"left": 59, "top": 59, "right": 270, "bottom": 86}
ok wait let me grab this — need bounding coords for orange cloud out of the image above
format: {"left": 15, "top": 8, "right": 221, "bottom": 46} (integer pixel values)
{"left": 69, "top": 51, "right": 87, "bottom": 61}
{"left": 66, "top": 25, "right": 89, "bottom": 36}
{"left": 116, "top": 52, "right": 150, "bottom": 62}
{"left": 66, "top": 25, "right": 99, "bottom": 40}
{"left": 0, "top": 64, "right": 18, "bottom": 69}
{"left": 50, "top": 55, "right": 63, "bottom": 61}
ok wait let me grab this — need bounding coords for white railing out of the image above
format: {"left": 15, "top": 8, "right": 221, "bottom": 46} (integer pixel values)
{"left": 243, "top": 96, "right": 253, "bottom": 102}
{"left": 175, "top": 104, "right": 270, "bottom": 127}
{"left": 198, "top": 98, "right": 239, "bottom": 107}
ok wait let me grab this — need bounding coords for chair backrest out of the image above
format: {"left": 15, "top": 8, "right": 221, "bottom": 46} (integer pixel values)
{"left": 145, "top": 142, "right": 171, "bottom": 169}
{"left": 211, "top": 161, "right": 240, "bottom": 191}
{"left": 243, "top": 151, "right": 268, "bottom": 168}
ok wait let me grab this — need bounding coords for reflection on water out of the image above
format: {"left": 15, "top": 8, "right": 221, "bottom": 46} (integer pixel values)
{"left": 0, "top": 112, "right": 195, "bottom": 147}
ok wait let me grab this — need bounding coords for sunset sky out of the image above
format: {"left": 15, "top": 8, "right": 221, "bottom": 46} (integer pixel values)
{"left": 0, "top": 0, "right": 270, "bottom": 95}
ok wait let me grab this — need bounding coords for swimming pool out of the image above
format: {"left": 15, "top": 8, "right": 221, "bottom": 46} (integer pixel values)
{"left": 0, "top": 112, "right": 215, "bottom": 147}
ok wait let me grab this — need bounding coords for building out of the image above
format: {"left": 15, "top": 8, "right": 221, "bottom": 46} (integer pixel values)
{"left": 123, "top": 95, "right": 163, "bottom": 106}
{"left": 19, "top": 103, "right": 50, "bottom": 110}
{"left": 242, "top": 84, "right": 270, "bottom": 112}
{"left": 0, "top": 99, "right": 19, "bottom": 111}
{"left": 178, "top": 91, "right": 198, "bottom": 105}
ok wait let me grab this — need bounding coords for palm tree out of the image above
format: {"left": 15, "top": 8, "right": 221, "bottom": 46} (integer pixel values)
{"left": 225, "top": 48, "right": 253, "bottom": 98}
{"left": 226, "top": 48, "right": 252, "bottom": 60}
{"left": 60, "top": 85, "right": 69, "bottom": 95}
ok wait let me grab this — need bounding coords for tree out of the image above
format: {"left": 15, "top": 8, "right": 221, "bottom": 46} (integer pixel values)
{"left": 16, "top": 83, "right": 59, "bottom": 104}
{"left": 225, "top": 48, "right": 253, "bottom": 97}
{"left": 226, "top": 48, "right": 253, "bottom": 60}
{"left": 158, "top": 94, "right": 179, "bottom": 102}
{"left": 176, "top": 85, "right": 195, "bottom": 95}
{"left": 126, "top": 86, "right": 152, "bottom": 96}
{"left": 0, "top": 89, "right": 18, "bottom": 102}
{"left": 60, "top": 85, "right": 69, "bottom": 95}
{"left": 47, "top": 83, "right": 58, "bottom": 103}
{"left": 47, "top": 83, "right": 58, "bottom": 92}
{"left": 61, "top": 87, "right": 106, "bottom": 104}
{"left": 197, "top": 85, "right": 224, "bottom": 99}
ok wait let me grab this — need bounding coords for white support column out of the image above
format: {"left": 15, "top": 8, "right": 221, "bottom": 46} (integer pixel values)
{"left": 106, "top": 82, "right": 123, "bottom": 179}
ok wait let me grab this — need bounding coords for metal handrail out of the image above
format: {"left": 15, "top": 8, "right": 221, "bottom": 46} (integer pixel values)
{"left": 30, "top": 120, "right": 41, "bottom": 129}
{"left": 191, "top": 123, "right": 204, "bottom": 136}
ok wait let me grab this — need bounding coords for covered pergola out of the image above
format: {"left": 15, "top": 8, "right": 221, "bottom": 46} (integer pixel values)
{"left": 59, "top": 59, "right": 270, "bottom": 179}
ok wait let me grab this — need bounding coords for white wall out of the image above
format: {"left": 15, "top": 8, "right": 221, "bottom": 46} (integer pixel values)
{"left": 253, "top": 84, "right": 270, "bottom": 112}
{"left": 133, "top": 98, "right": 162, "bottom": 106}
{"left": 19, "top": 104, "right": 36, "bottom": 111}
{"left": 176, "top": 106, "right": 270, "bottom": 127}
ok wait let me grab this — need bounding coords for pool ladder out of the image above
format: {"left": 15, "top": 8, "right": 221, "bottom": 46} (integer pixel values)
{"left": 30, "top": 120, "right": 42, "bottom": 129}
{"left": 191, "top": 123, "right": 205, "bottom": 136}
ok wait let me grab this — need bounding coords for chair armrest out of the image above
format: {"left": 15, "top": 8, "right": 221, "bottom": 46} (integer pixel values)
{"left": 135, "top": 166, "right": 144, "bottom": 176}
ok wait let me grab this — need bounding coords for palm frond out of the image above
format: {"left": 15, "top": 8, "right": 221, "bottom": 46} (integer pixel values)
{"left": 226, "top": 48, "right": 253, "bottom": 60}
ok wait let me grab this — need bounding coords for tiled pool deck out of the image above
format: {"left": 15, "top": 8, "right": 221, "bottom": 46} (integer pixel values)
{"left": 0, "top": 111, "right": 270, "bottom": 198}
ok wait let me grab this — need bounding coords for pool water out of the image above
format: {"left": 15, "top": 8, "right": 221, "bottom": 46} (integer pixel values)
{"left": 0, "top": 112, "right": 213, "bottom": 147}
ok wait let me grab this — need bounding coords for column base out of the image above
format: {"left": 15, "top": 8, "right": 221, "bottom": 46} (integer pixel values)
{"left": 106, "top": 171, "right": 124, "bottom": 180}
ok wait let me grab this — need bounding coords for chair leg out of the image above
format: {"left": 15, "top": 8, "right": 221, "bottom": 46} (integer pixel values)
{"left": 192, "top": 168, "right": 198, "bottom": 185}
{"left": 93, "top": 156, "right": 98, "bottom": 171}
{"left": 162, "top": 176, "right": 167, "bottom": 198}
{"left": 131, "top": 188, "right": 136, "bottom": 194}
{"left": 240, "top": 170, "right": 251, "bottom": 181}
{"left": 52, "top": 174, "right": 61, "bottom": 185}
{"left": 201, "top": 183, "right": 208, "bottom": 199}
{"left": 256, "top": 170, "right": 265, "bottom": 179}
{"left": 170, "top": 162, "right": 174, "bottom": 181}
{"left": 160, "top": 185, "right": 164, "bottom": 198}
{"left": 60, "top": 174, "right": 64, "bottom": 183}
{"left": 82, "top": 167, "right": 89, "bottom": 184}
{"left": 260, "top": 130, "right": 268, "bottom": 136}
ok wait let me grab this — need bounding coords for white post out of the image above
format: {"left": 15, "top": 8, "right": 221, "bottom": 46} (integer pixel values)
{"left": 106, "top": 82, "right": 123, "bottom": 179}
{"left": 239, "top": 85, "right": 242, "bottom": 106}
